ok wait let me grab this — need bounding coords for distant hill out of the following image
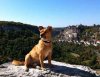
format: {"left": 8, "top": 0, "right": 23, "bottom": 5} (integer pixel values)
{"left": 52, "top": 25, "right": 100, "bottom": 69}
{"left": 0, "top": 21, "right": 40, "bottom": 63}
{"left": 0, "top": 21, "right": 100, "bottom": 69}
{"left": 0, "top": 21, "right": 39, "bottom": 33}
{"left": 52, "top": 27, "right": 64, "bottom": 37}
{"left": 53, "top": 24, "right": 100, "bottom": 42}
{"left": 54, "top": 26, "right": 78, "bottom": 41}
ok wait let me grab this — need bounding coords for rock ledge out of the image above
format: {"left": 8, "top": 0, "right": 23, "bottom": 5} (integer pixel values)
{"left": 0, "top": 60, "right": 99, "bottom": 77}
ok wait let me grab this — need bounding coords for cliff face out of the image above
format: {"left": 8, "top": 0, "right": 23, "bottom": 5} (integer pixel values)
{"left": 0, "top": 60, "right": 98, "bottom": 77}
{"left": 55, "top": 26, "right": 78, "bottom": 42}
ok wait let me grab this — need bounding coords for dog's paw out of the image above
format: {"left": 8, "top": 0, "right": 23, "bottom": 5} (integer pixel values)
{"left": 25, "top": 68, "right": 29, "bottom": 72}
{"left": 36, "top": 66, "right": 41, "bottom": 70}
{"left": 41, "top": 68, "right": 47, "bottom": 71}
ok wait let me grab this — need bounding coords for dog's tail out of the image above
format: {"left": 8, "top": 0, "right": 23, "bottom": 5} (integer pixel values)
{"left": 12, "top": 60, "right": 25, "bottom": 66}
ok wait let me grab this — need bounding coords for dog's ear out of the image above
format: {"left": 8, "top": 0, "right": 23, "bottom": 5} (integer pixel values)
{"left": 47, "top": 26, "right": 52, "bottom": 31}
{"left": 39, "top": 26, "right": 44, "bottom": 31}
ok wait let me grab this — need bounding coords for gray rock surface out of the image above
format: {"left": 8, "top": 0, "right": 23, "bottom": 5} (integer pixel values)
{"left": 0, "top": 60, "right": 99, "bottom": 77}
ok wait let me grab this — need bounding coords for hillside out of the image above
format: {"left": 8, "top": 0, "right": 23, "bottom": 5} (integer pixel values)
{"left": 53, "top": 25, "right": 100, "bottom": 69}
{"left": 0, "top": 21, "right": 39, "bottom": 33}
{"left": 0, "top": 21, "right": 100, "bottom": 70}
{"left": 0, "top": 21, "right": 40, "bottom": 64}
{"left": 54, "top": 24, "right": 100, "bottom": 42}
{"left": 52, "top": 27, "right": 64, "bottom": 37}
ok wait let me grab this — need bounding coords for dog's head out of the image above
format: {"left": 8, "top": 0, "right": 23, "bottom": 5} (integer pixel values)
{"left": 39, "top": 26, "right": 52, "bottom": 41}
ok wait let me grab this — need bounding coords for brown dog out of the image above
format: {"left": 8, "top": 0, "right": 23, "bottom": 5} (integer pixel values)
{"left": 12, "top": 26, "right": 52, "bottom": 71}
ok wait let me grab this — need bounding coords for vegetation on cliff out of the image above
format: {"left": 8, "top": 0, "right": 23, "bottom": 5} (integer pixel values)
{"left": 0, "top": 21, "right": 100, "bottom": 69}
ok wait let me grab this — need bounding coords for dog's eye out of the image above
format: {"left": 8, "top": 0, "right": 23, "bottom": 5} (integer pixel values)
{"left": 41, "top": 33, "right": 46, "bottom": 38}
{"left": 41, "top": 34, "right": 44, "bottom": 37}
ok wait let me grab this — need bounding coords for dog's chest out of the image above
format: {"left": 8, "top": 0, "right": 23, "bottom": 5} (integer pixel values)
{"left": 43, "top": 47, "right": 51, "bottom": 57}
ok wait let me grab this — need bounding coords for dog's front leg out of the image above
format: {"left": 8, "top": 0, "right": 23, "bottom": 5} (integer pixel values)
{"left": 39, "top": 54, "right": 45, "bottom": 70}
{"left": 48, "top": 52, "right": 52, "bottom": 66}
{"left": 25, "top": 54, "right": 31, "bottom": 72}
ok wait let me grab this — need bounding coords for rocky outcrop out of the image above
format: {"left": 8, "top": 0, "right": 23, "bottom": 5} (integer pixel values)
{"left": 56, "top": 26, "right": 78, "bottom": 42}
{"left": 0, "top": 60, "right": 99, "bottom": 77}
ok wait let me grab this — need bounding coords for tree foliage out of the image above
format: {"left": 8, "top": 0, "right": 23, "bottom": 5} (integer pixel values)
{"left": 0, "top": 21, "right": 100, "bottom": 69}
{"left": 53, "top": 41, "right": 100, "bottom": 69}
{"left": 0, "top": 21, "right": 40, "bottom": 63}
